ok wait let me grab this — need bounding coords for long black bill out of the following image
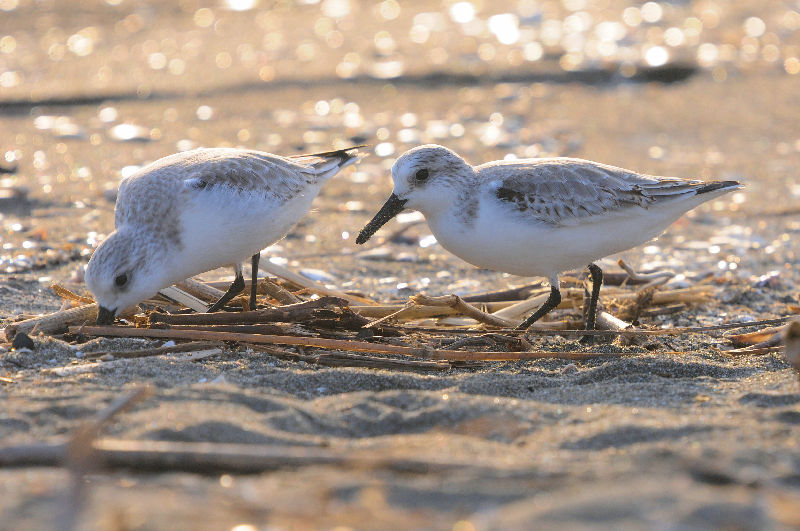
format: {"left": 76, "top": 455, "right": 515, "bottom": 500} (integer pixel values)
{"left": 96, "top": 305, "right": 117, "bottom": 325}
{"left": 356, "top": 193, "right": 408, "bottom": 244}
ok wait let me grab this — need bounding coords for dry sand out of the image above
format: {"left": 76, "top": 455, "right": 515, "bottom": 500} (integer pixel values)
{"left": 2, "top": 1, "right": 800, "bottom": 529}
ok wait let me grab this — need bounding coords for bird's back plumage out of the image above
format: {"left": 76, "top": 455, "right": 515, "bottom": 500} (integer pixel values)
{"left": 477, "top": 157, "right": 741, "bottom": 226}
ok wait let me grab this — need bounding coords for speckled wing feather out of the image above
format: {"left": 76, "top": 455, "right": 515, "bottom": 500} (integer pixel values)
{"left": 114, "top": 149, "right": 317, "bottom": 229}
{"left": 481, "top": 158, "right": 708, "bottom": 226}
{"left": 175, "top": 150, "right": 314, "bottom": 194}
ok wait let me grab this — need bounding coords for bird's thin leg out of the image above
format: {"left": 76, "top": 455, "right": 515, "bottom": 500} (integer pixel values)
{"left": 516, "top": 275, "right": 561, "bottom": 330}
{"left": 580, "top": 263, "right": 604, "bottom": 344}
{"left": 249, "top": 252, "right": 260, "bottom": 311}
{"left": 585, "top": 263, "right": 603, "bottom": 330}
{"left": 207, "top": 264, "right": 245, "bottom": 312}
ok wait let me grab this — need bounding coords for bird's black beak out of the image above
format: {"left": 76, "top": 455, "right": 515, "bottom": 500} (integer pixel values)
{"left": 96, "top": 306, "right": 117, "bottom": 325}
{"left": 356, "top": 193, "right": 408, "bottom": 244}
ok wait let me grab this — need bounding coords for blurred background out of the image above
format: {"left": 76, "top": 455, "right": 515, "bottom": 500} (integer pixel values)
{"left": 2, "top": 4, "right": 800, "bottom": 528}
{"left": 0, "top": 0, "right": 798, "bottom": 306}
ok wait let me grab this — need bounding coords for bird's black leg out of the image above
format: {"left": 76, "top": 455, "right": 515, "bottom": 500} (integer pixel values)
{"left": 249, "top": 252, "right": 260, "bottom": 311}
{"left": 580, "top": 263, "right": 603, "bottom": 344}
{"left": 516, "top": 286, "right": 562, "bottom": 330}
{"left": 207, "top": 265, "right": 245, "bottom": 312}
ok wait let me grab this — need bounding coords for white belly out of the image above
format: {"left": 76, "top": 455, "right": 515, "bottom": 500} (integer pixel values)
{"left": 173, "top": 187, "right": 319, "bottom": 281}
{"left": 426, "top": 200, "right": 693, "bottom": 277}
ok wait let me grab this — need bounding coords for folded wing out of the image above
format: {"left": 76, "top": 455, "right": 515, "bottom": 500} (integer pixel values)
{"left": 483, "top": 158, "right": 718, "bottom": 226}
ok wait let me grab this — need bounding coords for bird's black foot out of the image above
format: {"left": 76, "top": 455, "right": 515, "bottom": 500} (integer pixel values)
{"left": 207, "top": 272, "right": 245, "bottom": 313}
{"left": 580, "top": 263, "right": 603, "bottom": 345}
{"left": 516, "top": 286, "right": 562, "bottom": 331}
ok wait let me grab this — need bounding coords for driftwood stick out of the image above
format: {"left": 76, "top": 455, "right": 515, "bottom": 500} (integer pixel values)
{"left": 62, "top": 387, "right": 153, "bottom": 531}
{"left": 0, "top": 439, "right": 515, "bottom": 474}
{"left": 69, "top": 325, "right": 636, "bottom": 361}
{"left": 410, "top": 294, "right": 514, "bottom": 328}
{"left": 725, "top": 345, "right": 785, "bottom": 356}
{"left": 5, "top": 303, "right": 98, "bottom": 340}
{"left": 362, "top": 302, "right": 415, "bottom": 328}
{"left": 251, "top": 345, "right": 451, "bottom": 371}
{"left": 461, "top": 282, "right": 545, "bottom": 303}
{"left": 726, "top": 334, "right": 784, "bottom": 353}
{"left": 157, "top": 286, "right": 209, "bottom": 313}
{"left": 396, "top": 317, "right": 797, "bottom": 337}
{"left": 392, "top": 320, "right": 583, "bottom": 334}
{"left": 260, "top": 278, "right": 302, "bottom": 304}
{"left": 51, "top": 284, "right": 94, "bottom": 305}
{"left": 617, "top": 259, "right": 675, "bottom": 283}
{"left": 175, "top": 278, "right": 226, "bottom": 302}
{"left": 71, "top": 387, "right": 153, "bottom": 446}
{"left": 153, "top": 311, "right": 371, "bottom": 333}
{"left": 84, "top": 341, "right": 224, "bottom": 360}
{"left": 596, "top": 311, "right": 634, "bottom": 332}
{"left": 148, "top": 297, "right": 348, "bottom": 325}
{"left": 160, "top": 324, "right": 297, "bottom": 335}
{"left": 72, "top": 317, "right": 798, "bottom": 347}
{"left": 491, "top": 293, "right": 550, "bottom": 323}
{"left": 354, "top": 300, "right": 518, "bottom": 319}
{"left": 595, "top": 310, "right": 640, "bottom": 346}
{"left": 727, "top": 325, "right": 785, "bottom": 347}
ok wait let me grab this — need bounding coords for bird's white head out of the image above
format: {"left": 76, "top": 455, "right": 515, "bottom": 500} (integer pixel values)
{"left": 356, "top": 144, "right": 473, "bottom": 244}
{"left": 85, "top": 228, "right": 170, "bottom": 324}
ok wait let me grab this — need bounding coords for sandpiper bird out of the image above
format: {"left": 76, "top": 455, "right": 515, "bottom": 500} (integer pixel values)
{"left": 356, "top": 144, "right": 741, "bottom": 332}
{"left": 86, "top": 146, "right": 363, "bottom": 325}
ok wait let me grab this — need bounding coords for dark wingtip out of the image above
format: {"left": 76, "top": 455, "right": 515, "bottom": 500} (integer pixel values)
{"left": 695, "top": 180, "right": 742, "bottom": 194}
{"left": 294, "top": 144, "right": 370, "bottom": 163}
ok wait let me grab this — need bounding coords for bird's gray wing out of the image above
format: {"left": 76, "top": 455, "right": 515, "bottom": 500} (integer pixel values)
{"left": 113, "top": 149, "right": 312, "bottom": 229}
{"left": 177, "top": 150, "right": 312, "bottom": 196}
{"left": 481, "top": 158, "right": 706, "bottom": 226}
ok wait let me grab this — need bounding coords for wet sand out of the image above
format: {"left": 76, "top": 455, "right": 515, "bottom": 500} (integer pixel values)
{"left": 2, "top": 1, "right": 800, "bottom": 529}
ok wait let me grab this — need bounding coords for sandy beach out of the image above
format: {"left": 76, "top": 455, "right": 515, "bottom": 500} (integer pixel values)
{"left": 2, "top": 1, "right": 800, "bottom": 528}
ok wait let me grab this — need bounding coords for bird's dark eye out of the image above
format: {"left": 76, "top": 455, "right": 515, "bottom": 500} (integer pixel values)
{"left": 114, "top": 273, "right": 128, "bottom": 288}
{"left": 415, "top": 169, "right": 429, "bottom": 182}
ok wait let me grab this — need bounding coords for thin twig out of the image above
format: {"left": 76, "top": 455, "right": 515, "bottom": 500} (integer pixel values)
{"left": 63, "top": 387, "right": 152, "bottom": 531}
{"left": 260, "top": 278, "right": 302, "bottom": 304}
{"left": 390, "top": 316, "right": 796, "bottom": 337}
{"left": 354, "top": 300, "right": 517, "bottom": 319}
{"left": 410, "top": 294, "right": 514, "bottom": 328}
{"left": 460, "top": 282, "right": 545, "bottom": 303}
{"left": 618, "top": 259, "right": 675, "bottom": 282}
{"left": 250, "top": 345, "right": 451, "bottom": 371}
{"left": 727, "top": 325, "right": 784, "bottom": 347}
{"left": 363, "top": 301, "right": 415, "bottom": 328}
{"left": 51, "top": 284, "right": 94, "bottom": 305}
{"left": 158, "top": 286, "right": 209, "bottom": 313}
{"left": 83, "top": 341, "right": 224, "bottom": 360}
{"left": 725, "top": 346, "right": 785, "bottom": 356}
{"left": 70, "top": 325, "right": 655, "bottom": 361}
{"left": 175, "top": 278, "right": 226, "bottom": 302}
{"left": 148, "top": 297, "right": 348, "bottom": 325}
{"left": 5, "top": 303, "right": 98, "bottom": 340}
{"left": 0, "top": 438, "right": 518, "bottom": 474}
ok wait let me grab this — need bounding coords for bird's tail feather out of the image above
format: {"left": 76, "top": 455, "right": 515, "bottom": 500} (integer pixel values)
{"left": 291, "top": 145, "right": 368, "bottom": 179}
{"left": 694, "top": 180, "right": 742, "bottom": 195}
